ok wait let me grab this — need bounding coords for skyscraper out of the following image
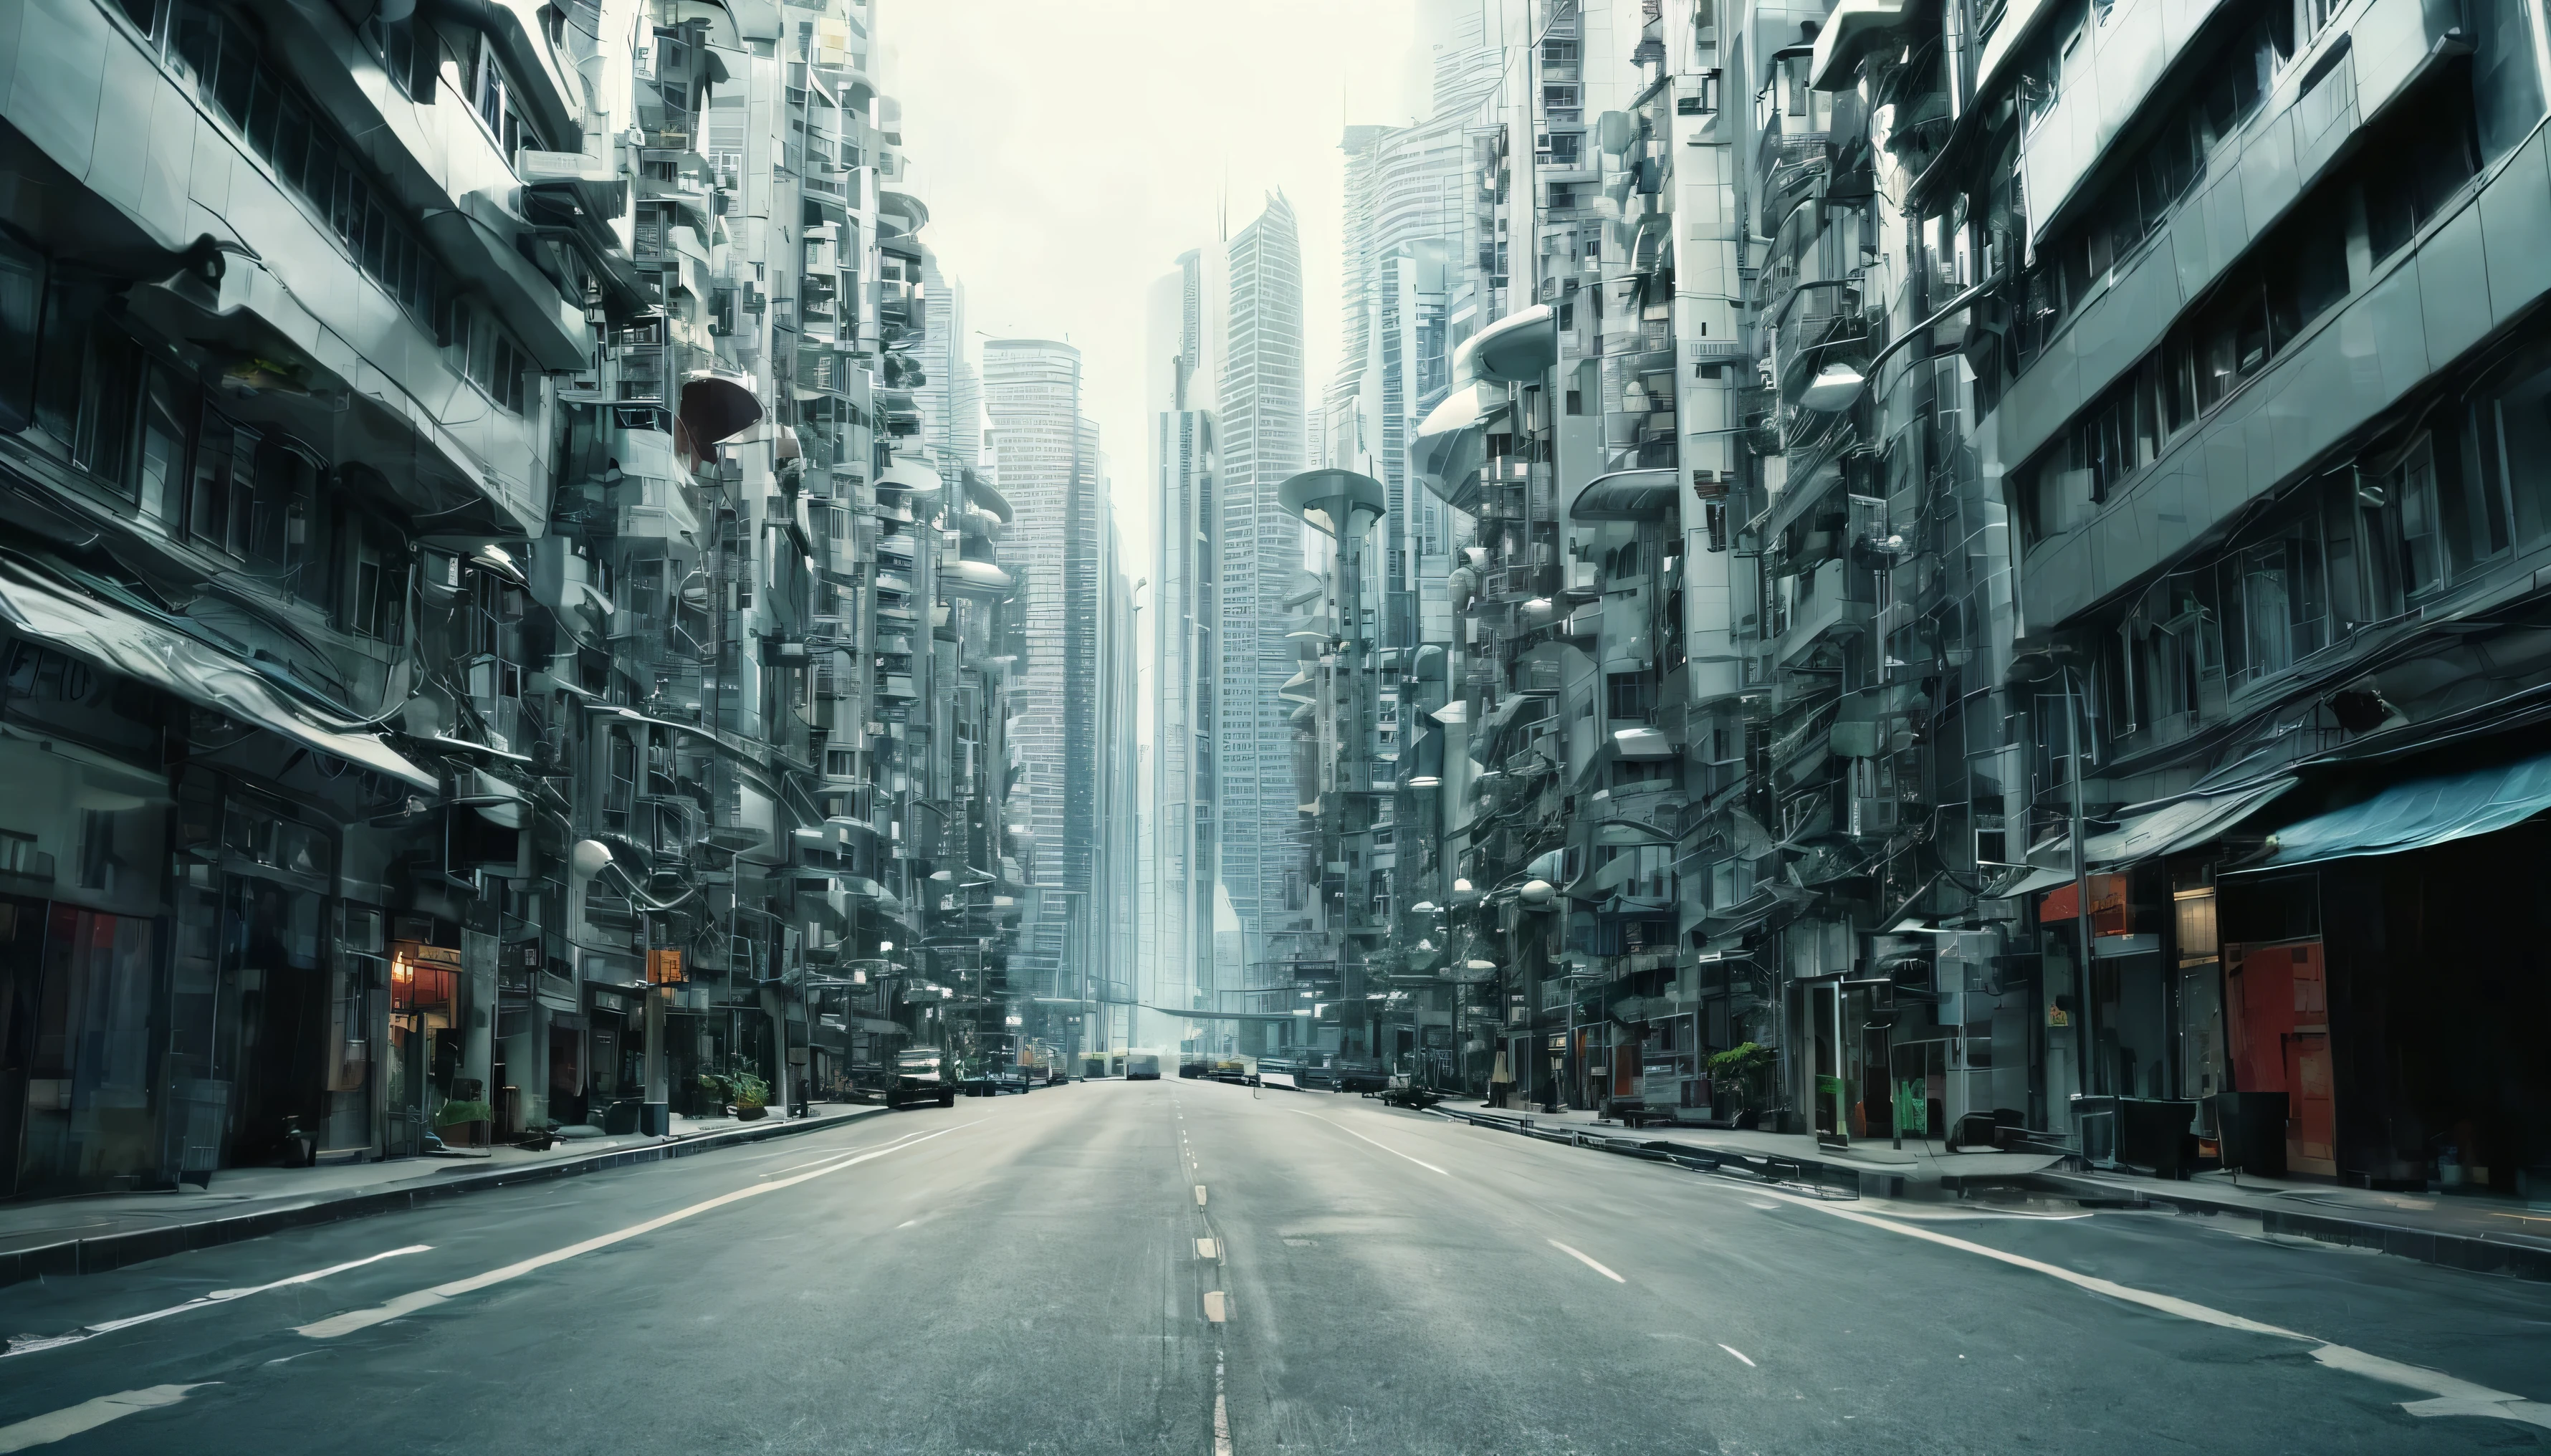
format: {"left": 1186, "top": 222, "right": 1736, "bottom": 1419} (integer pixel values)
{"left": 985, "top": 340, "right": 1102, "bottom": 1022}
{"left": 1215, "top": 193, "right": 1308, "bottom": 1014}
{"left": 1144, "top": 247, "right": 1225, "bottom": 1053}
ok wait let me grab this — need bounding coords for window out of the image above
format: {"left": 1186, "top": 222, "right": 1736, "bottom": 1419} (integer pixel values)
{"left": 1607, "top": 671, "right": 1655, "bottom": 721}
{"left": 168, "top": 4, "right": 444, "bottom": 329}
{"left": 2218, "top": 522, "right": 2327, "bottom": 688}
{"left": 2108, "top": 580, "right": 2220, "bottom": 744}
{"left": 347, "top": 514, "right": 406, "bottom": 644}
{"left": 447, "top": 302, "right": 532, "bottom": 414}
{"left": 188, "top": 406, "right": 254, "bottom": 560}
{"left": 464, "top": 31, "right": 544, "bottom": 164}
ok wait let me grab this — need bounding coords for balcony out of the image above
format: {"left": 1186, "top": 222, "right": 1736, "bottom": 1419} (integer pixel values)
{"left": 1774, "top": 559, "right": 1874, "bottom": 668}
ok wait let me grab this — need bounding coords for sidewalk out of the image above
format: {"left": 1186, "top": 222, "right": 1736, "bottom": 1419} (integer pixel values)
{"left": 1427, "top": 1098, "right": 2551, "bottom": 1281}
{"left": 1427, "top": 1099, "right": 2063, "bottom": 1195}
{"left": 2030, "top": 1164, "right": 2551, "bottom": 1281}
{"left": 0, "top": 1102, "right": 889, "bottom": 1290}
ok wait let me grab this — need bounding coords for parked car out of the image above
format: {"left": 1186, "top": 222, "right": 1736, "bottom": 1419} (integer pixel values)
{"left": 889, "top": 1048, "right": 957, "bottom": 1109}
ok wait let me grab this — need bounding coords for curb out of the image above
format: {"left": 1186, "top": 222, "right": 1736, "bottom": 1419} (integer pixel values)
{"left": 0, "top": 1105, "right": 894, "bottom": 1291}
{"left": 2021, "top": 1171, "right": 2551, "bottom": 1283}
{"left": 1425, "top": 1107, "right": 1869, "bottom": 1199}
{"left": 1427, "top": 1107, "right": 2551, "bottom": 1279}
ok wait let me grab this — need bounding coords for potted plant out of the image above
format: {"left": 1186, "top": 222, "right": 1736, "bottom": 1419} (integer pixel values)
{"left": 433, "top": 1098, "right": 494, "bottom": 1148}
{"left": 730, "top": 1068, "right": 770, "bottom": 1121}
{"left": 694, "top": 1070, "right": 733, "bottom": 1117}
{"left": 1708, "top": 1042, "right": 1776, "bottom": 1129}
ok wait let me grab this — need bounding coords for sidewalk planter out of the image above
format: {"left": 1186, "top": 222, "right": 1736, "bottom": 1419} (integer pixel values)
{"left": 434, "top": 1101, "right": 495, "bottom": 1150}
{"left": 734, "top": 1104, "right": 767, "bottom": 1121}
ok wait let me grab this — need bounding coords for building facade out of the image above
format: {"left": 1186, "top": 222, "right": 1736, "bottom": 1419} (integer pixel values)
{"left": 1331, "top": 0, "right": 2551, "bottom": 1196}
{"left": 0, "top": 0, "right": 1043, "bottom": 1196}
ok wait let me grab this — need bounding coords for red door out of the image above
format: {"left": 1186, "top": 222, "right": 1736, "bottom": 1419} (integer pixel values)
{"left": 2283, "top": 944, "right": 2336, "bottom": 1177}
{"left": 2226, "top": 940, "right": 2336, "bottom": 1177}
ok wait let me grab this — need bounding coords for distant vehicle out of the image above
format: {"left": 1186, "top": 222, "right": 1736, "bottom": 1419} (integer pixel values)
{"left": 1179, "top": 1058, "right": 1209, "bottom": 1078}
{"left": 1045, "top": 1064, "right": 1070, "bottom": 1086}
{"left": 963, "top": 1066, "right": 1032, "bottom": 1096}
{"left": 1125, "top": 1050, "right": 1162, "bottom": 1081}
{"left": 889, "top": 1047, "right": 957, "bottom": 1109}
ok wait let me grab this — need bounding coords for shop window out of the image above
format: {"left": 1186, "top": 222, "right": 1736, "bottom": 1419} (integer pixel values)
{"left": 187, "top": 408, "right": 255, "bottom": 560}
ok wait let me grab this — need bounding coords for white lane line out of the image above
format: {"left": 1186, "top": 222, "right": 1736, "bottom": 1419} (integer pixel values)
{"left": 1195, "top": 1185, "right": 1209, "bottom": 1206}
{"left": 1197, "top": 1238, "right": 1219, "bottom": 1260}
{"left": 4, "top": 1246, "right": 433, "bottom": 1358}
{"left": 297, "top": 1125, "right": 967, "bottom": 1339}
{"left": 1718, "top": 1344, "right": 1756, "bottom": 1367}
{"left": 0, "top": 1384, "right": 215, "bottom": 1452}
{"left": 1286, "top": 1108, "right": 1449, "bottom": 1175}
{"left": 1212, "top": 1347, "right": 1235, "bottom": 1456}
{"left": 1203, "top": 1290, "right": 1228, "bottom": 1323}
{"left": 1786, "top": 1192, "right": 2551, "bottom": 1430}
{"left": 1546, "top": 1238, "right": 1626, "bottom": 1283}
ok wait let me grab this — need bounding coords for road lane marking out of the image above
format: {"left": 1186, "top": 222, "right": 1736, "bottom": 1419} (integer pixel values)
{"left": 0, "top": 1384, "right": 215, "bottom": 1452}
{"left": 1195, "top": 1185, "right": 1209, "bottom": 1206}
{"left": 4, "top": 1246, "right": 433, "bottom": 1358}
{"left": 1546, "top": 1239, "right": 1625, "bottom": 1283}
{"left": 1203, "top": 1290, "right": 1227, "bottom": 1323}
{"left": 1718, "top": 1344, "right": 1756, "bottom": 1367}
{"left": 1287, "top": 1109, "right": 1448, "bottom": 1175}
{"left": 297, "top": 1125, "right": 966, "bottom": 1339}
{"left": 1212, "top": 1347, "right": 1235, "bottom": 1456}
{"left": 1197, "top": 1238, "right": 1219, "bottom": 1260}
{"left": 1791, "top": 1194, "right": 2551, "bottom": 1430}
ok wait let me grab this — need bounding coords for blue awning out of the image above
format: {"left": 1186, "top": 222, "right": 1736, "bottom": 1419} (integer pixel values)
{"left": 2244, "top": 752, "right": 2551, "bottom": 870}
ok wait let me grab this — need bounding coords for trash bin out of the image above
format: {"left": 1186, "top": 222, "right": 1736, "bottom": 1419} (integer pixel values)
{"left": 2118, "top": 1098, "right": 2198, "bottom": 1178}
{"left": 603, "top": 1097, "right": 643, "bottom": 1135}
{"left": 2211, "top": 1091, "right": 2288, "bottom": 1177}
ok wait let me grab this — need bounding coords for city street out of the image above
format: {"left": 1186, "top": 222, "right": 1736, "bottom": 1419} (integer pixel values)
{"left": 0, "top": 1081, "right": 2543, "bottom": 1455}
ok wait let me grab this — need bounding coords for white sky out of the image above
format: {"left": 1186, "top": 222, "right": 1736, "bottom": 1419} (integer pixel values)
{"left": 884, "top": 0, "right": 1432, "bottom": 578}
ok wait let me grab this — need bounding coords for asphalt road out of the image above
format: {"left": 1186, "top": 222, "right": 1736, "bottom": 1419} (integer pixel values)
{"left": 0, "top": 1079, "right": 2545, "bottom": 1455}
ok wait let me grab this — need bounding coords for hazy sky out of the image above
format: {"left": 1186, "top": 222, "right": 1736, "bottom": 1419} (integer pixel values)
{"left": 884, "top": 0, "right": 1432, "bottom": 575}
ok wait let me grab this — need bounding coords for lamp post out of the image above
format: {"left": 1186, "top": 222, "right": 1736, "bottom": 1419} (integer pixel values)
{"left": 2009, "top": 646, "right": 2100, "bottom": 1144}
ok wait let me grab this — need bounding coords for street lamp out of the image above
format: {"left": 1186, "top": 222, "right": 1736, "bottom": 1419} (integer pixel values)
{"left": 2009, "top": 644, "right": 2102, "bottom": 1139}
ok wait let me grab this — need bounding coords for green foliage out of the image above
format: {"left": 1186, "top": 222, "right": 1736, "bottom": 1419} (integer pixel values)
{"left": 1708, "top": 1042, "right": 1775, "bottom": 1105}
{"left": 729, "top": 1068, "right": 770, "bottom": 1108}
{"left": 432, "top": 1099, "right": 493, "bottom": 1128}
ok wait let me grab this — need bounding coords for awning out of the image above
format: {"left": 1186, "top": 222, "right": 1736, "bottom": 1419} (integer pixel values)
{"left": 0, "top": 555, "right": 436, "bottom": 791}
{"left": 1809, "top": 0, "right": 1914, "bottom": 89}
{"left": 2085, "top": 777, "right": 2296, "bottom": 868}
{"left": 1613, "top": 726, "right": 1676, "bottom": 759}
{"left": 940, "top": 559, "right": 1013, "bottom": 596}
{"left": 878, "top": 459, "right": 944, "bottom": 498}
{"left": 1414, "top": 381, "right": 1510, "bottom": 504}
{"left": 2242, "top": 752, "right": 2551, "bottom": 871}
{"left": 965, "top": 472, "right": 1015, "bottom": 524}
{"left": 679, "top": 371, "right": 764, "bottom": 449}
{"left": 1457, "top": 305, "right": 1557, "bottom": 384}
{"left": 1988, "top": 863, "right": 2078, "bottom": 899}
{"left": 452, "top": 767, "right": 529, "bottom": 829}
{"left": 1569, "top": 468, "right": 1681, "bottom": 522}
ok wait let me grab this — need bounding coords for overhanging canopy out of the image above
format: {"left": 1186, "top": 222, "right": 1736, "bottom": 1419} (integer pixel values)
{"left": 1458, "top": 305, "right": 1558, "bottom": 384}
{"left": 2087, "top": 777, "right": 2297, "bottom": 869}
{"left": 1570, "top": 468, "right": 1681, "bottom": 522}
{"left": 0, "top": 555, "right": 436, "bottom": 791}
{"left": 1809, "top": 0, "right": 1914, "bottom": 88}
{"left": 1415, "top": 381, "right": 1509, "bottom": 506}
{"left": 2243, "top": 753, "right": 2551, "bottom": 870}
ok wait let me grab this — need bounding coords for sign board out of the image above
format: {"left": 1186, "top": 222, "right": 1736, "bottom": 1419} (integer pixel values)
{"left": 647, "top": 948, "right": 686, "bottom": 984}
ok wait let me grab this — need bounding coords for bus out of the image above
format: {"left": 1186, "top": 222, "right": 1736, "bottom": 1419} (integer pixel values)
{"left": 1124, "top": 1050, "right": 1162, "bottom": 1081}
